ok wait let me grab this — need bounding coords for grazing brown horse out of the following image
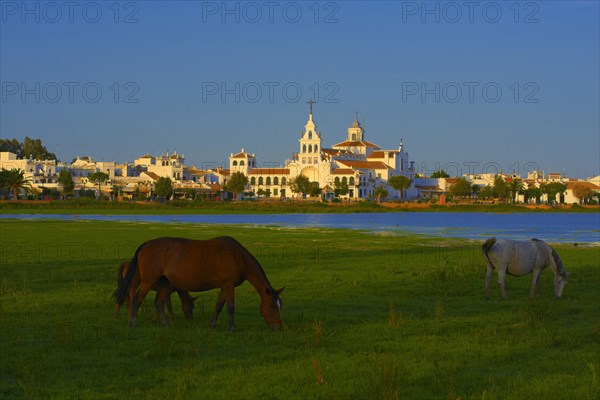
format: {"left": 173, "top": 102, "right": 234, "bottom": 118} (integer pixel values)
{"left": 114, "top": 261, "right": 195, "bottom": 323}
{"left": 115, "top": 236, "right": 284, "bottom": 331}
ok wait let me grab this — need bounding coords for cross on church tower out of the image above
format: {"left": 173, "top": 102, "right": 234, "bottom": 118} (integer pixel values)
{"left": 306, "top": 98, "right": 317, "bottom": 115}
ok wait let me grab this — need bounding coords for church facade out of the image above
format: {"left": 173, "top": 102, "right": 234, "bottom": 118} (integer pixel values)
{"left": 228, "top": 105, "right": 416, "bottom": 200}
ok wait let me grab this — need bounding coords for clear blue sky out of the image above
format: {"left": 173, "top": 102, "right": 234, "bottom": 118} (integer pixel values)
{"left": 1, "top": 1, "right": 599, "bottom": 178}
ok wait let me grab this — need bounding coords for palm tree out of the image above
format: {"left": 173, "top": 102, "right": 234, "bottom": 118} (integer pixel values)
{"left": 509, "top": 178, "right": 525, "bottom": 203}
{"left": 2, "top": 168, "right": 33, "bottom": 200}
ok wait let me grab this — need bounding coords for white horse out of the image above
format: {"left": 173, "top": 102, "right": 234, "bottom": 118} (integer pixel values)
{"left": 482, "top": 237, "right": 569, "bottom": 299}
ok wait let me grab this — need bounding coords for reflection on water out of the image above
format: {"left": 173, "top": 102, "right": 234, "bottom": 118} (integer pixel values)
{"left": 2, "top": 212, "right": 599, "bottom": 243}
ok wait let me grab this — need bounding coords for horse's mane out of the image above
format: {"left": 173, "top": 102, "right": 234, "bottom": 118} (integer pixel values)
{"left": 234, "top": 238, "right": 273, "bottom": 290}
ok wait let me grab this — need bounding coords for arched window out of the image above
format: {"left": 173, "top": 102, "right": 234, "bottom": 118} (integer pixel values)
{"left": 250, "top": 177, "right": 256, "bottom": 185}
{"left": 274, "top": 177, "right": 279, "bottom": 185}
{"left": 302, "top": 144, "right": 307, "bottom": 153}
{"left": 335, "top": 177, "right": 340, "bottom": 185}
{"left": 281, "top": 177, "right": 287, "bottom": 185}
{"left": 233, "top": 160, "right": 238, "bottom": 166}
{"left": 266, "top": 177, "right": 271, "bottom": 186}
{"left": 308, "top": 144, "right": 312, "bottom": 153}
{"left": 342, "top": 177, "right": 348, "bottom": 185}
{"left": 258, "top": 177, "right": 263, "bottom": 185}
{"left": 309, "top": 131, "right": 313, "bottom": 139}
{"left": 352, "top": 134, "right": 356, "bottom": 141}
{"left": 314, "top": 145, "right": 318, "bottom": 153}
{"left": 240, "top": 160, "right": 245, "bottom": 166}
{"left": 349, "top": 177, "right": 355, "bottom": 185}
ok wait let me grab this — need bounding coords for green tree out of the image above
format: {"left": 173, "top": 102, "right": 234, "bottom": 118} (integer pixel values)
{"left": 431, "top": 170, "right": 450, "bottom": 178}
{"left": 308, "top": 182, "right": 321, "bottom": 197}
{"left": 542, "top": 182, "right": 567, "bottom": 204}
{"left": 58, "top": 170, "right": 75, "bottom": 195}
{"left": 225, "top": 172, "right": 248, "bottom": 200}
{"left": 88, "top": 171, "right": 109, "bottom": 199}
{"left": 374, "top": 185, "right": 388, "bottom": 203}
{"left": 154, "top": 177, "right": 173, "bottom": 200}
{"left": 448, "top": 177, "right": 472, "bottom": 200}
{"left": 183, "top": 188, "right": 196, "bottom": 200}
{"left": 477, "top": 185, "right": 495, "bottom": 200}
{"left": 334, "top": 178, "right": 349, "bottom": 197}
{"left": 2, "top": 168, "right": 33, "bottom": 200}
{"left": 388, "top": 175, "right": 412, "bottom": 199}
{"left": 570, "top": 183, "right": 595, "bottom": 204}
{"left": 471, "top": 184, "right": 480, "bottom": 200}
{"left": 289, "top": 175, "right": 311, "bottom": 197}
{"left": 493, "top": 175, "right": 509, "bottom": 202}
{"left": 509, "top": 178, "right": 525, "bottom": 203}
{"left": 0, "top": 137, "right": 57, "bottom": 160}
{"left": 524, "top": 187, "right": 543, "bottom": 204}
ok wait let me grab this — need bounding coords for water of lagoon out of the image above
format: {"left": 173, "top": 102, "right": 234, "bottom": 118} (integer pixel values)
{"left": 3, "top": 212, "right": 599, "bottom": 244}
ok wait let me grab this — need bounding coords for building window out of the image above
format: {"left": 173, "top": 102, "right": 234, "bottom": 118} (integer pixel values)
{"left": 266, "top": 177, "right": 271, "bottom": 186}
{"left": 313, "top": 157, "right": 318, "bottom": 164}
{"left": 302, "top": 144, "right": 306, "bottom": 153}
{"left": 233, "top": 160, "right": 238, "bottom": 166}
{"left": 314, "top": 145, "right": 318, "bottom": 153}
{"left": 281, "top": 177, "right": 287, "bottom": 185}
{"left": 258, "top": 177, "right": 263, "bottom": 185}
{"left": 352, "top": 134, "right": 356, "bottom": 140}
{"left": 308, "top": 144, "right": 312, "bottom": 153}
{"left": 250, "top": 177, "right": 256, "bottom": 185}
{"left": 349, "top": 177, "right": 355, "bottom": 185}
{"left": 335, "top": 177, "right": 340, "bottom": 185}
{"left": 240, "top": 160, "right": 245, "bottom": 166}
{"left": 274, "top": 177, "right": 279, "bottom": 185}
{"left": 342, "top": 177, "right": 347, "bottom": 185}
{"left": 274, "top": 189, "right": 278, "bottom": 196}
{"left": 309, "top": 131, "right": 312, "bottom": 139}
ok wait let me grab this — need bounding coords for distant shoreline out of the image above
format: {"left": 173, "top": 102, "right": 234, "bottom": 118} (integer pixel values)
{"left": 1, "top": 199, "right": 598, "bottom": 214}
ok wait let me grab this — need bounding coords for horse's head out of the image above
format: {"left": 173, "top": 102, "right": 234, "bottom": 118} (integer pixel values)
{"left": 554, "top": 272, "right": 569, "bottom": 299}
{"left": 261, "top": 287, "right": 285, "bottom": 329}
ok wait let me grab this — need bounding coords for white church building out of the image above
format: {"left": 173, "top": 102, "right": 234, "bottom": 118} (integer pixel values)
{"left": 228, "top": 104, "right": 416, "bottom": 200}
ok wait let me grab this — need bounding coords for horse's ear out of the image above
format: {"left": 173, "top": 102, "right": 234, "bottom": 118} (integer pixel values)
{"left": 276, "top": 286, "right": 285, "bottom": 295}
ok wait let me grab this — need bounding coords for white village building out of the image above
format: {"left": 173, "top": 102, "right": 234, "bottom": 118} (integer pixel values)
{"left": 228, "top": 105, "right": 416, "bottom": 200}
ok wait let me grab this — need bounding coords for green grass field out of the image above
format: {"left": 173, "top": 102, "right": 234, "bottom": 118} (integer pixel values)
{"left": 0, "top": 219, "right": 598, "bottom": 399}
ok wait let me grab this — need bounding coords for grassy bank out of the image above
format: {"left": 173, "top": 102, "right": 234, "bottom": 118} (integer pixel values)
{"left": 1, "top": 220, "right": 599, "bottom": 399}
{"left": 1, "top": 198, "right": 598, "bottom": 214}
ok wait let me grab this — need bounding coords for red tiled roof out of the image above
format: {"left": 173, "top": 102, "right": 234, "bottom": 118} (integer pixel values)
{"left": 331, "top": 168, "right": 356, "bottom": 175}
{"left": 367, "top": 150, "right": 399, "bottom": 159}
{"left": 142, "top": 172, "right": 160, "bottom": 181}
{"left": 567, "top": 182, "right": 600, "bottom": 190}
{"left": 336, "top": 160, "right": 392, "bottom": 170}
{"left": 332, "top": 140, "right": 380, "bottom": 149}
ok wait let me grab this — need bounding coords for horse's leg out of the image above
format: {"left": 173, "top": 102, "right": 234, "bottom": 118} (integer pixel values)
{"left": 131, "top": 281, "right": 154, "bottom": 328}
{"left": 165, "top": 294, "right": 174, "bottom": 321}
{"left": 177, "top": 289, "right": 194, "bottom": 320}
{"left": 497, "top": 267, "right": 508, "bottom": 299}
{"left": 223, "top": 286, "right": 235, "bottom": 333}
{"left": 485, "top": 263, "right": 494, "bottom": 299}
{"left": 154, "top": 287, "right": 171, "bottom": 327}
{"left": 210, "top": 289, "right": 226, "bottom": 328}
{"left": 529, "top": 268, "right": 542, "bottom": 299}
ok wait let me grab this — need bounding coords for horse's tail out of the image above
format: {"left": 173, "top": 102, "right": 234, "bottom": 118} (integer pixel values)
{"left": 482, "top": 237, "right": 497, "bottom": 268}
{"left": 113, "top": 262, "right": 129, "bottom": 316}
{"left": 115, "top": 243, "right": 145, "bottom": 306}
